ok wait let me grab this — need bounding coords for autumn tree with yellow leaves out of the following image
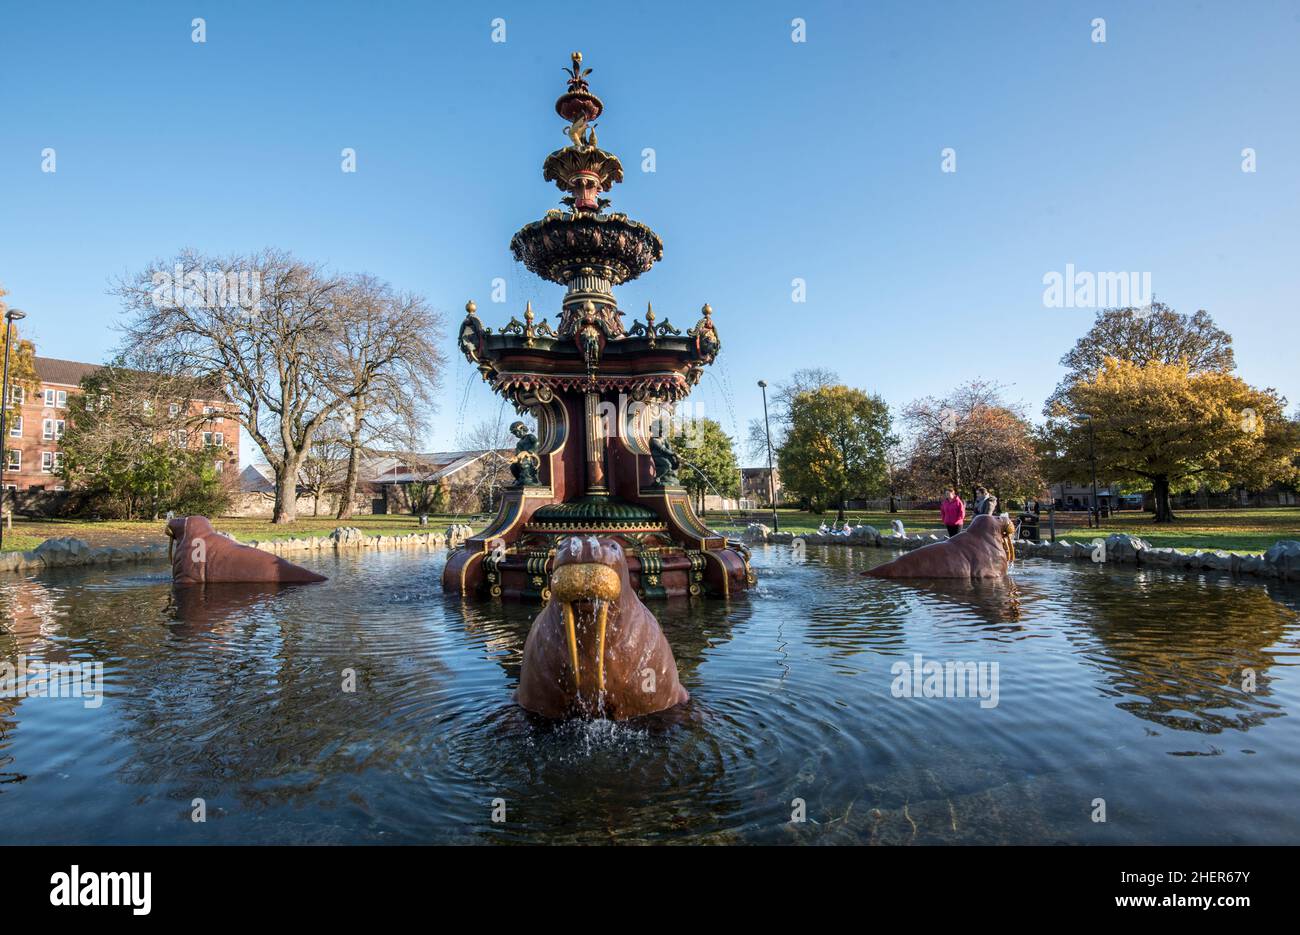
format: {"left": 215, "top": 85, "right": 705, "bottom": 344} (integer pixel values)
{"left": 777, "top": 385, "right": 895, "bottom": 521}
{"left": 1041, "top": 358, "right": 1298, "bottom": 523}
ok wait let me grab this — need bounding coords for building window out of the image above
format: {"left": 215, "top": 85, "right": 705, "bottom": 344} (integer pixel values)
{"left": 42, "top": 418, "right": 65, "bottom": 440}
{"left": 202, "top": 431, "right": 224, "bottom": 448}
{"left": 214, "top": 460, "right": 224, "bottom": 474}
{"left": 9, "top": 386, "right": 23, "bottom": 405}
{"left": 8, "top": 416, "right": 21, "bottom": 438}
{"left": 41, "top": 451, "right": 62, "bottom": 473}
{"left": 5, "top": 450, "right": 19, "bottom": 471}
{"left": 168, "top": 403, "right": 180, "bottom": 418}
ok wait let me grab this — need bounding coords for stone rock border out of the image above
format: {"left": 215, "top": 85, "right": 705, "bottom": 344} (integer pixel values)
{"left": 746, "top": 524, "right": 1300, "bottom": 582}
{"left": 1, "top": 526, "right": 464, "bottom": 574}
{"left": 11, "top": 524, "right": 1297, "bottom": 584}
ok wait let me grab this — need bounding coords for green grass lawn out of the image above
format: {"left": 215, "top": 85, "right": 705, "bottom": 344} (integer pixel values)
{"left": 704, "top": 507, "right": 1300, "bottom": 555}
{"left": 0, "top": 533, "right": 44, "bottom": 553}
{"left": 3, "top": 513, "right": 487, "bottom": 552}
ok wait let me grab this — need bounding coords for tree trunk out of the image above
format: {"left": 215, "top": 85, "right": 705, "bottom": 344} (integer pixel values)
{"left": 336, "top": 424, "right": 363, "bottom": 520}
{"left": 273, "top": 458, "right": 301, "bottom": 524}
{"left": 836, "top": 493, "right": 846, "bottom": 523}
{"left": 1152, "top": 475, "right": 1176, "bottom": 523}
{"left": 888, "top": 495, "right": 898, "bottom": 513}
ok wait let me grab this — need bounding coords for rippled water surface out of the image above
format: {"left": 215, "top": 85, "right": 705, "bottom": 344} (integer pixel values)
{"left": 2, "top": 544, "right": 1299, "bottom": 844}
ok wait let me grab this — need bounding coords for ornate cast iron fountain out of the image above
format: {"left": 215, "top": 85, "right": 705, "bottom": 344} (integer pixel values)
{"left": 443, "top": 52, "right": 753, "bottom": 602}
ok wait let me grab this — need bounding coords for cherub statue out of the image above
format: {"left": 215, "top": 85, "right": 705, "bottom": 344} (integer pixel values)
{"left": 649, "top": 434, "right": 681, "bottom": 487}
{"left": 578, "top": 305, "right": 602, "bottom": 370}
{"left": 564, "top": 117, "right": 598, "bottom": 150}
{"left": 509, "top": 421, "right": 541, "bottom": 487}
{"left": 691, "top": 303, "right": 721, "bottom": 360}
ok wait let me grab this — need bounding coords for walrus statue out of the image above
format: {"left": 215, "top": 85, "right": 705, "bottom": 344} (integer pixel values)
{"left": 166, "top": 515, "right": 328, "bottom": 587}
{"left": 864, "top": 513, "right": 1016, "bottom": 579}
{"left": 518, "top": 535, "right": 689, "bottom": 720}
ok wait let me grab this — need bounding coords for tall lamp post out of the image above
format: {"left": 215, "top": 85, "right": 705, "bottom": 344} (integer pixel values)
{"left": 0, "top": 307, "right": 27, "bottom": 551}
{"left": 757, "top": 379, "right": 778, "bottom": 532}
{"left": 1078, "top": 412, "right": 1100, "bottom": 528}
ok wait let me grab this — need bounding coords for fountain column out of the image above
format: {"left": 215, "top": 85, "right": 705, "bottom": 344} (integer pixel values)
{"left": 584, "top": 391, "right": 608, "bottom": 494}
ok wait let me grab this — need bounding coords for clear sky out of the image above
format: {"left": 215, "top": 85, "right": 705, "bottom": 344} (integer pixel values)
{"left": 2, "top": 0, "right": 1298, "bottom": 466}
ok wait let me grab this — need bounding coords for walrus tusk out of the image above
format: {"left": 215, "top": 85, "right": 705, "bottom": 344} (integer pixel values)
{"left": 595, "top": 600, "right": 608, "bottom": 693}
{"left": 563, "top": 602, "right": 580, "bottom": 691}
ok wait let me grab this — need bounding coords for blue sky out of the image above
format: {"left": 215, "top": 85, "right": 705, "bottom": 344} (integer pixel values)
{"left": 2, "top": 0, "right": 1298, "bottom": 465}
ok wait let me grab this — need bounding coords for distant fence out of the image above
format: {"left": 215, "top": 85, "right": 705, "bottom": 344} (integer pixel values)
{"left": 1168, "top": 491, "right": 1298, "bottom": 509}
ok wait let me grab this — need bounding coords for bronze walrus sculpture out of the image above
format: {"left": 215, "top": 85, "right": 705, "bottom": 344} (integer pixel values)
{"left": 864, "top": 513, "right": 1016, "bottom": 579}
{"left": 166, "top": 515, "right": 328, "bottom": 587}
{"left": 518, "top": 535, "right": 689, "bottom": 720}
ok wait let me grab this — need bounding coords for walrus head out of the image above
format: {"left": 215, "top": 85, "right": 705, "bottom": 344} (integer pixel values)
{"left": 993, "top": 513, "right": 1016, "bottom": 565}
{"left": 518, "top": 534, "right": 689, "bottom": 720}
{"left": 166, "top": 515, "right": 216, "bottom": 563}
{"left": 549, "top": 535, "right": 626, "bottom": 697}
{"left": 966, "top": 513, "right": 1017, "bottom": 566}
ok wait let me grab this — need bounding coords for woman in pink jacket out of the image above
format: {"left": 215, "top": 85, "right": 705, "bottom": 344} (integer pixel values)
{"left": 940, "top": 486, "right": 966, "bottom": 537}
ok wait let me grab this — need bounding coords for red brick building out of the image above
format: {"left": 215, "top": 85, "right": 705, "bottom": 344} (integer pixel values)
{"left": 2, "top": 356, "right": 239, "bottom": 492}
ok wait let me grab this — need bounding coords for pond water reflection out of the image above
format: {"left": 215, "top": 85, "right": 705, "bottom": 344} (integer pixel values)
{"left": 1, "top": 544, "right": 1297, "bottom": 844}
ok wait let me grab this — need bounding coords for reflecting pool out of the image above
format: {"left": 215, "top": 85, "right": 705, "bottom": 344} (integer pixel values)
{"left": 2, "top": 543, "right": 1298, "bottom": 844}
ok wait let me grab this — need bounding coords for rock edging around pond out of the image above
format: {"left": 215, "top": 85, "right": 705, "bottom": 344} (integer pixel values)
{"left": 743, "top": 524, "right": 1300, "bottom": 582}
{"left": 0, "top": 524, "right": 476, "bottom": 574}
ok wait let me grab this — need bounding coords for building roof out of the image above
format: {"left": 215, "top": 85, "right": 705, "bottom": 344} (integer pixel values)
{"left": 34, "top": 356, "right": 102, "bottom": 386}
{"left": 366, "top": 450, "right": 509, "bottom": 484}
{"left": 239, "top": 464, "right": 275, "bottom": 493}
{"left": 29, "top": 355, "right": 229, "bottom": 400}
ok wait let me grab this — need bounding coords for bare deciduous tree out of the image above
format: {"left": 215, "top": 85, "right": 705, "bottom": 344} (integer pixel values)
{"left": 116, "top": 249, "right": 445, "bottom": 524}
{"left": 330, "top": 274, "right": 446, "bottom": 519}
{"left": 904, "top": 380, "right": 1042, "bottom": 502}
{"left": 746, "top": 367, "right": 840, "bottom": 461}
{"left": 458, "top": 418, "right": 514, "bottom": 513}
{"left": 300, "top": 422, "right": 348, "bottom": 516}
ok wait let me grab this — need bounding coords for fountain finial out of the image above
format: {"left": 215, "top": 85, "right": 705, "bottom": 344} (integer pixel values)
{"left": 544, "top": 51, "right": 620, "bottom": 212}
{"left": 557, "top": 50, "right": 601, "bottom": 122}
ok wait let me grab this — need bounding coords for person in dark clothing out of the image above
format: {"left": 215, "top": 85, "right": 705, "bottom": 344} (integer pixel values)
{"left": 972, "top": 485, "right": 998, "bottom": 516}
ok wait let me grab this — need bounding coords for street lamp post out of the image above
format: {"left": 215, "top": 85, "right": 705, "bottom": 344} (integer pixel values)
{"left": 1078, "top": 412, "right": 1100, "bottom": 529}
{"left": 0, "top": 308, "right": 28, "bottom": 551}
{"left": 757, "top": 380, "right": 778, "bottom": 532}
